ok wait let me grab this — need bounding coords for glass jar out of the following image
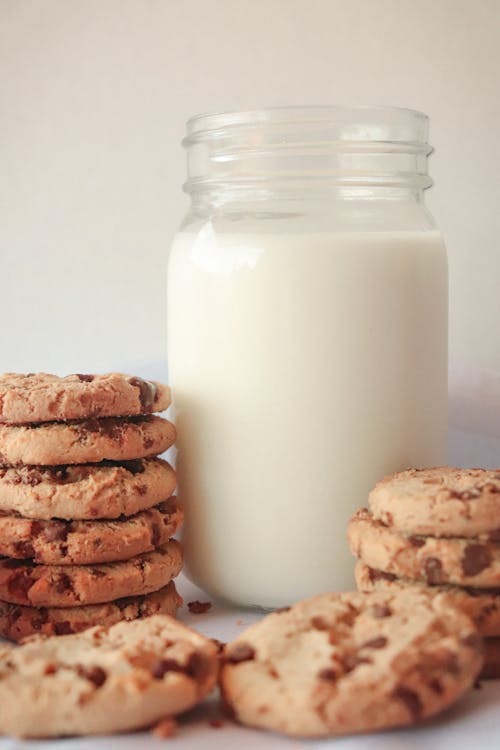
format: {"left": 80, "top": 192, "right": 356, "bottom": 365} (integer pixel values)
{"left": 167, "top": 106, "right": 447, "bottom": 608}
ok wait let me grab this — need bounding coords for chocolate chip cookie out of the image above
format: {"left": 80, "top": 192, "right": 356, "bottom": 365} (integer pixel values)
{"left": 369, "top": 467, "right": 500, "bottom": 538}
{"left": 0, "top": 458, "right": 176, "bottom": 520}
{"left": 0, "top": 580, "right": 182, "bottom": 641}
{"left": 348, "top": 507, "right": 500, "bottom": 587}
{"left": 0, "top": 540, "right": 182, "bottom": 607}
{"left": 0, "top": 498, "right": 182, "bottom": 565}
{"left": 0, "top": 416, "right": 176, "bottom": 466}
{"left": 0, "top": 372, "right": 170, "bottom": 424}
{"left": 220, "top": 590, "right": 482, "bottom": 737}
{"left": 355, "top": 562, "right": 500, "bottom": 637}
{"left": 0, "top": 614, "right": 218, "bottom": 737}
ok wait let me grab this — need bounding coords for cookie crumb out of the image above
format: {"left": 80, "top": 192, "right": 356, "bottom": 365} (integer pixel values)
{"left": 209, "top": 718, "right": 224, "bottom": 728}
{"left": 188, "top": 600, "right": 212, "bottom": 614}
{"left": 152, "top": 717, "right": 178, "bottom": 738}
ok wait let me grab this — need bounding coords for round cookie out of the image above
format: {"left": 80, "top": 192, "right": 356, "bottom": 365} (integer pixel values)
{"left": 348, "top": 508, "right": 500, "bottom": 587}
{"left": 0, "top": 541, "right": 182, "bottom": 607}
{"left": 0, "top": 581, "right": 182, "bottom": 642}
{"left": 0, "top": 614, "right": 218, "bottom": 738}
{"left": 220, "top": 590, "right": 482, "bottom": 737}
{"left": 0, "top": 416, "right": 176, "bottom": 466}
{"left": 369, "top": 467, "right": 500, "bottom": 538}
{"left": 0, "top": 372, "right": 171, "bottom": 424}
{"left": 482, "top": 638, "right": 500, "bottom": 679}
{"left": 0, "top": 458, "right": 176, "bottom": 520}
{"left": 355, "top": 562, "right": 500, "bottom": 637}
{"left": 0, "top": 498, "right": 182, "bottom": 565}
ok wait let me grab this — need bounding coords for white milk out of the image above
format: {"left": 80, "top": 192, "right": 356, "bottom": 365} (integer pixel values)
{"left": 167, "top": 228, "right": 447, "bottom": 608}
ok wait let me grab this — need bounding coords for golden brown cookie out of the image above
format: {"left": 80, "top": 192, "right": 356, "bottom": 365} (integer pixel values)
{"left": 355, "top": 562, "right": 500, "bottom": 637}
{"left": 0, "top": 498, "right": 182, "bottom": 565}
{"left": 348, "top": 507, "right": 500, "bottom": 587}
{"left": 0, "top": 581, "right": 182, "bottom": 641}
{"left": 0, "top": 614, "right": 218, "bottom": 737}
{"left": 0, "top": 541, "right": 182, "bottom": 607}
{"left": 369, "top": 467, "right": 500, "bottom": 538}
{"left": 0, "top": 416, "right": 176, "bottom": 466}
{"left": 0, "top": 372, "right": 170, "bottom": 424}
{"left": 220, "top": 590, "right": 482, "bottom": 737}
{"left": 0, "top": 458, "right": 176, "bottom": 520}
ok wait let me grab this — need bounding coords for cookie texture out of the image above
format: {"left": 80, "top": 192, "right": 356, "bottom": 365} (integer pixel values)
{"left": 0, "top": 498, "right": 182, "bottom": 565}
{"left": 355, "top": 562, "right": 500, "bottom": 637}
{"left": 0, "top": 614, "right": 218, "bottom": 737}
{"left": 0, "top": 416, "right": 176, "bottom": 466}
{"left": 369, "top": 467, "right": 500, "bottom": 538}
{"left": 0, "top": 373, "right": 171, "bottom": 424}
{"left": 220, "top": 590, "right": 482, "bottom": 737}
{"left": 0, "top": 458, "right": 176, "bottom": 520}
{"left": 348, "top": 507, "right": 500, "bottom": 587}
{"left": 0, "top": 541, "right": 182, "bottom": 607}
{"left": 0, "top": 581, "right": 182, "bottom": 641}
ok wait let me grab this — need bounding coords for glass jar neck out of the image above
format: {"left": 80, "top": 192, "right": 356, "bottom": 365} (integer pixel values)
{"left": 183, "top": 106, "right": 433, "bottom": 202}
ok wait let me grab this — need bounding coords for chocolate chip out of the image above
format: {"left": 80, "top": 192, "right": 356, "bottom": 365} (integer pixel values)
{"left": 144, "top": 437, "right": 154, "bottom": 449}
{"left": 462, "top": 544, "right": 492, "bottom": 576}
{"left": 137, "top": 485, "right": 147, "bottom": 496}
{"left": 341, "top": 654, "right": 372, "bottom": 672}
{"left": 186, "top": 652, "right": 211, "bottom": 680}
{"left": 429, "top": 678, "right": 443, "bottom": 694}
{"left": 311, "top": 616, "right": 329, "bottom": 630}
{"left": 423, "top": 557, "right": 444, "bottom": 584}
{"left": 55, "top": 573, "right": 72, "bottom": 593}
{"left": 151, "top": 658, "right": 184, "bottom": 679}
{"left": 362, "top": 636, "right": 387, "bottom": 649}
{"left": 44, "top": 664, "right": 58, "bottom": 675}
{"left": 30, "top": 609, "right": 48, "bottom": 630}
{"left": 13, "top": 540, "right": 35, "bottom": 558}
{"left": 367, "top": 568, "right": 397, "bottom": 583}
{"left": 43, "top": 521, "right": 69, "bottom": 543}
{"left": 275, "top": 606, "right": 291, "bottom": 614}
{"left": 77, "top": 665, "right": 107, "bottom": 686}
{"left": 409, "top": 536, "right": 425, "bottom": 548}
{"left": 54, "top": 621, "right": 73, "bottom": 635}
{"left": 225, "top": 643, "right": 256, "bottom": 664}
{"left": 8, "top": 571, "right": 34, "bottom": 598}
{"left": 448, "top": 488, "right": 481, "bottom": 500}
{"left": 488, "top": 529, "right": 500, "bottom": 542}
{"left": 393, "top": 685, "right": 423, "bottom": 721}
{"left": 129, "top": 377, "right": 157, "bottom": 411}
{"left": 75, "top": 374, "right": 95, "bottom": 382}
{"left": 371, "top": 604, "right": 392, "bottom": 618}
{"left": 211, "top": 638, "right": 226, "bottom": 655}
{"left": 187, "top": 600, "right": 212, "bottom": 614}
{"left": 444, "top": 651, "right": 460, "bottom": 674}
{"left": 317, "top": 668, "right": 337, "bottom": 681}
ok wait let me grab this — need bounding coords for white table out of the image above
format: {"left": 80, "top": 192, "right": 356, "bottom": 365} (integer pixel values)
{"left": 3, "top": 574, "right": 499, "bottom": 750}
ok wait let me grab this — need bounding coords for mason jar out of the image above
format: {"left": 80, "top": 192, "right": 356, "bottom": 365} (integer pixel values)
{"left": 167, "top": 106, "right": 447, "bottom": 608}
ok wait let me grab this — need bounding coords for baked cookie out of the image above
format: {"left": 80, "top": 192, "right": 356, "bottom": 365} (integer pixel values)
{"left": 369, "top": 467, "right": 500, "bottom": 538}
{"left": 220, "top": 590, "right": 482, "bottom": 737}
{"left": 355, "top": 562, "right": 500, "bottom": 637}
{"left": 0, "top": 498, "right": 182, "bottom": 565}
{"left": 348, "top": 508, "right": 500, "bottom": 587}
{"left": 0, "top": 416, "right": 176, "bottom": 466}
{"left": 482, "top": 638, "right": 500, "bottom": 679}
{"left": 0, "top": 581, "right": 182, "bottom": 641}
{"left": 0, "top": 458, "right": 176, "bottom": 520}
{"left": 0, "top": 372, "right": 170, "bottom": 424}
{"left": 0, "top": 540, "right": 182, "bottom": 607}
{"left": 0, "top": 614, "right": 218, "bottom": 737}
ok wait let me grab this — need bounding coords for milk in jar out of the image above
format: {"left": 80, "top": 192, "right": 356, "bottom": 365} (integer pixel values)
{"left": 167, "top": 107, "right": 448, "bottom": 608}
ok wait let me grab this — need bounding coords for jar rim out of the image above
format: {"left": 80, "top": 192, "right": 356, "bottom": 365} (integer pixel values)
{"left": 185, "top": 105, "right": 429, "bottom": 144}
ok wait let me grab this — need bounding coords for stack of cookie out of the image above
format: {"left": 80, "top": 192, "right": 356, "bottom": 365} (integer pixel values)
{"left": 0, "top": 373, "right": 182, "bottom": 641}
{"left": 348, "top": 467, "right": 500, "bottom": 678}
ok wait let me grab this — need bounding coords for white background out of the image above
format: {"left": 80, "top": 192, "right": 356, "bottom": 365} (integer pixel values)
{"left": 1, "top": 0, "right": 500, "bottom": 465}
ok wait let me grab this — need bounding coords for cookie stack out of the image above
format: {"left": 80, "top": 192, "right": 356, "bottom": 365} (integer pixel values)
{"left": 0, "top": 373, "right": 182, "bottom": 641}
{"left": 348, "top": 467, "right": 500, "bottom": 678}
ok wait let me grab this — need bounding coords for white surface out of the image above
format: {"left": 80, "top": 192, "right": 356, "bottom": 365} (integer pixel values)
{"left": 1, "top": 2, "right": 500, "bottom": 458}
{"left": 1, "top": 574, "right": 498, "bottom": 749}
